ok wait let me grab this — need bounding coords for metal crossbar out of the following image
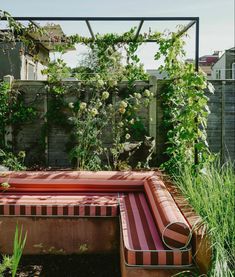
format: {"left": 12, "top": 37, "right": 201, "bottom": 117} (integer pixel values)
{"left": 0, "top": 16, "right": 199, "bottom": 71}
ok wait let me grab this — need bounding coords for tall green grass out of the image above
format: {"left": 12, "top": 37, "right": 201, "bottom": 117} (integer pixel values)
{"left": 0, "top": 224, "right": 27, "bottom": 277}
{"left": 174, "top": 160, "right": 235, "bottom": 277}
{"left": 11, "top": 224, "right": 27, "bottom": 277}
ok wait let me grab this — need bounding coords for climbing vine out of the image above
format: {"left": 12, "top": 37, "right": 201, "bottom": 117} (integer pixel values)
{"left": 0, "top": 81, "right": 36, "bottom": 169}
{"left": 0, "top": 10, "right": 44, "bottom": 53}
{"left": 42, "top": 30, "right": 152, "bottom": 170}
{"left": 0, "top": 11, "right": 211, "bottom": 172}
{"left": 154, "top": 32, "right": 212, "bottom": 172}
{"left": 0, "top": 12, "right": 38, "bottom": 169}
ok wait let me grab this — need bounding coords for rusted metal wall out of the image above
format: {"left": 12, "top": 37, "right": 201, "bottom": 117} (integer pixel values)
{"left": 0, "top": 217, "right": 119, "bottom": 254}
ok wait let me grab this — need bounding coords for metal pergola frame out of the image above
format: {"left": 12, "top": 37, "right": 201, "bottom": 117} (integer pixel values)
{"left": 1, "top": 16, "right": 200, "bottom": 72}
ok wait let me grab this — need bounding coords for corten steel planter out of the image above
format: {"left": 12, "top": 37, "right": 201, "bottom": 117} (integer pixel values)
{"left": 165, "top": 180, "right": 212, "bottom": 274}
{"left": 0, "top": 217, "right": 119, "bottom": 255}
{"left": 0, "top": 171, "right": 211, "bottom": 276}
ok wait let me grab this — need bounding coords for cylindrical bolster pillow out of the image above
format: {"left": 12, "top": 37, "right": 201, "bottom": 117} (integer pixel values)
{"left": 144, "top": 177, "right": 191, "bottom": 249}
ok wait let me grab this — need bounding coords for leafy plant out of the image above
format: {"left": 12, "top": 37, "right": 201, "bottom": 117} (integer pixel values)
{"left": 0, "top": 224, "right": 27, "bottom": 277}
{"left": 42, "top": 30, "right": 153, "bottom": 170}
{"left": 0, "top": 81, "right": 12, "bottom": 148}
{"left": 0, "top": 9, "right": 45, "bottom": 54}
{"left": 0, "top": 255, "right": 12, "bottom": 277}
{"left": 0, "top": 81, "right": 36, "bottom": 148}
{"left": 153, "top": 32, "right": 212, "bottom": 173}
{"left": 0, "top": 149, "right": 26, "bottom": 171}
{"left": 11, "top": 224, "right": 27, "bottom": 277}
{"left": 0, "top": 80, "right": 36, "bottom": 167}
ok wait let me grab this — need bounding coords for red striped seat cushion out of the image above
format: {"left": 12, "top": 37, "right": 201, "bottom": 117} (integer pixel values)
{"left": 120, "top": 193, "right": 192, "bottom": 266}
{"left": 144, "top": 178, "right": 191, "bottom": 249}
{"left": 0, "top": 193, "right": 119, "bottom": 217}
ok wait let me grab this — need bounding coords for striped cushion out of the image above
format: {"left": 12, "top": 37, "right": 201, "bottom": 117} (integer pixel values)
{"left": 0, "top": 171, "right": 145, "bottom": 192}
{"left": 0, "top": 193, "right": 119, "bottom": 217}
{"left": 120, "top": 193, "right": 192, "bottom": 266}
{"left": 144, "top": 177, "right": 191, "bottom": 249}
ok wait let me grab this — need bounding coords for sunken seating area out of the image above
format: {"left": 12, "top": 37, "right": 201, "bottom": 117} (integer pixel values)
{"left": 0, "top": 171, "right": 194, "bottom": 276}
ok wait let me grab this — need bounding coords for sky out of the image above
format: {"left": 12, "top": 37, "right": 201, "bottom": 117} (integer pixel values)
{"left": 0, "top": 0, "right": 234, "bottom": 69}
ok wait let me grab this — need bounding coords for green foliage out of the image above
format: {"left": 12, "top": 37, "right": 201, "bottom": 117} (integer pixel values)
{"left": 0, "top": 149, "right": 26, "bottom": 170}
{"left": 154, "top": 33, "right": 211, "bottom": 173}
{"left": 42, "top": 29, "right": 153, "bottom": 170}
{"left": 11, "top": 224, "right": 27, "bottom": 277}
{"left": 174, "top": 160, "right": 235, "bottom": 277}
{"left": 0, "top": 82, "right": 36, "bottom": 133}
{"left": 0, "top": 81, "right": 11, "bottom": 148}
{"left": 0, "top": 9, "right": 45, "bottom": 53}
{"left": 1, "top": 10, "right": 211, "bottom": 172}
{"left": 39, "top": 25, "right": 210, "bottom": 171}
{"left": 0, "top": 255, "right": 12, "bottom": 277}
{"left": 42, "top": 58, "right": 71, "bottom": 95}
{"left": 0, "top": 224, "right": 27, "bottom": 277}
{"left": 0, "top": 81, "right": 36, "bottom": 167}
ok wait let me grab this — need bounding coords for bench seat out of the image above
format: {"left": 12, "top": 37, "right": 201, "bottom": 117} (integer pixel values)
{"left": 0, "top": 192, "right": 119, "bottom": 217}
{"left": 119, "top": 193, "right": 192, "bottom": 266}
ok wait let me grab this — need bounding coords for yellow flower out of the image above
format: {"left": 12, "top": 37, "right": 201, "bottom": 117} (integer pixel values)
{"left": 80, "top": 102, "right": 87, "bottom": 110}
{"left": 109, "top": 80, "right": 118, "bottom": 87}
{"left": 102, "top": 91, "right": 110, "bottom": 100}
{"left": 130, "top": 119, "right": 135, "bottom": 124}
{"left": 134, "top": 93, "right": 142, "bottom": 99}
{"left": 97, "top": 101, "right": 102, "bottom": 107}
{"left": 1, "top": 182, "right": 10, "bottom": 189}
{"left": 143, "top": 89, "right": 151, "bottom": 97}
{"left": 90, "top": 108, "right": 98, "bottom": 116}
{"left": 18, "top": 151, "right": 26, "bottom": 158}
{"left": 119, "top": 107, "right": 126, "bottom": 114}
{"left": 68, "top": 102, "right": 74, "bottom": 109}
{"left": 97, "top": 79, "right": 104, "bottom": 87}
{"left": 119, "top": 101, "right": 128, "bottom": 108}
{"left": 125, "top": 133, "right": 131, "bottom": 140}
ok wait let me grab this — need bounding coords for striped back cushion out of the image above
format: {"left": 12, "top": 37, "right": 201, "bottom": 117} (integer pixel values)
{"left": 119, "top": 192, "right": 192, "bottom": 266}
{"left": 0, "top": 193, "right": 119, "bottom": 217}
{"left": 144, "top": 178, "right": 191, "bottom": 249}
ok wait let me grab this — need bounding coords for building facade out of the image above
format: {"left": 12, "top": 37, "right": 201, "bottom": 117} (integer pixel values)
{"left": 211, "top": 47, "right": 235, "bottom": 80}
